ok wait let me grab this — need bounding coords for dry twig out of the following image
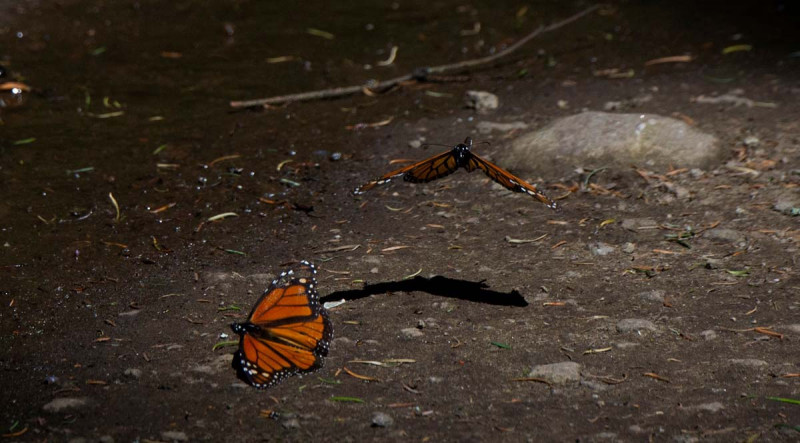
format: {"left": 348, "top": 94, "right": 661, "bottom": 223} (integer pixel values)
{"left": 230, "top": 5, "right": 600, "bottom": 108}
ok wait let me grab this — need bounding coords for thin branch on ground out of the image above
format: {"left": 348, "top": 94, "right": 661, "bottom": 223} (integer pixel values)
{"left": 229, "top": 5, "right": 600, "bottom": 108}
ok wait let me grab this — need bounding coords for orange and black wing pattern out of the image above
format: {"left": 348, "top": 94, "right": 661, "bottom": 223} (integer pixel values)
{"left": 230, "top": 260, "right": 333, "bottom": 389}
{"left": 465, "top": 153, "right": 558, "bottom": 210}
{"left": 353, "top": 149, "right": 458, "bottom": 194}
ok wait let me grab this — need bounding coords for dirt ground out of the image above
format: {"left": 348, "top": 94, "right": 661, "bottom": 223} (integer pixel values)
{"left": 1, "top": 1, "right": 799, "bottom": 441}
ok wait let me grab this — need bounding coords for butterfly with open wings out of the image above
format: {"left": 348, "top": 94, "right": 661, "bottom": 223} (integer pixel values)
{"left": 230, "top": 260, "right": 333, "bottom": 389}
{"left": 353, "top": 137, "right": 557, "bottom": 209}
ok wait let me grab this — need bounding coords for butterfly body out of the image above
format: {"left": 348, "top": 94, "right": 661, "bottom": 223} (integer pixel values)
{"left": 230, "top": 261, "right": 333, "bottom": 389}
{"left": 354, "top": 137, "right": 557, "bottom": 210}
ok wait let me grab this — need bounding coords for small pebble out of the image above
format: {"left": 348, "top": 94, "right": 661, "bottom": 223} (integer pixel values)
{"left": 528, "top": 361, "right": 581, "bottom": 386}
{"left": 728, "top": 358, "right": 768, "bottom": 367}
{"left": 43, "top": 397, "right": 89, "bottom": 412}
{"left": 124, "top": 368, "right": 142, "bottom": 379}
{"left": 616, "top": 318, "right": 658, "bottom": 333}
{"left": 400, "top": 328, "right": 423, "bottom": 338}
{"left": 160, "top": 431, "right": 188, "bottom": 442}
{"left": 371, "top": 412, "right": 394, "bottom": 427}
{"left": 699, "top": 330, "right": 718, "bottom": 341}
{"left": 589, "top": 242, "right": 615, "bottom": 256}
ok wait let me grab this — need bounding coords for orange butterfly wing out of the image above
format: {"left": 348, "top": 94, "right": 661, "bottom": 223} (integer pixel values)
{"left": 465, "top": 153, "right": 558, "bottom": 209}
{"left": 353, "top": 150, "right": 458, "bottom": 194}
{"left": 231, "top": 261, "right": 333, "bottom": 389}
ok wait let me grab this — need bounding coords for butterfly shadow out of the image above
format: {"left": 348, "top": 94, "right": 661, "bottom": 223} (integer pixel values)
{"left": 321, "top": 275, "right": 528, "bottom": 307}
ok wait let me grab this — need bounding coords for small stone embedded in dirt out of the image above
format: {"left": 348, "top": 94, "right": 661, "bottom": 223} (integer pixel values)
{"left": 124, "top": 368, "right": 142, "bottom": 379}
{"left": 616, "top": 318, "right": 659, "bottom": 334}
{"left": 161, "top": 431, "right": 188, "bottom": 442}
{"left": 202, "top": 271, "right": 245, "bottom": 285}
{"left": 620, "top": 218, "right": 658, "bottom": 231}
{"left": 779, "top": 324, "right": 800, "bottom": 334}
{"left": 638, "top": 290, "right": 665, "bottom": 303}
{"left": 703, "top": 228, "right": 745, "bottom": 244}
{"left": 43, "top": 397, "right": 89, "bottom": 412}
{"left": 400, "top": 327, "right": 424, "bottom": 338}
{"left": 428, "top": 376, "right": 443, "bottom": 383}
{"left": 703, "top": 258, "right": 724, "bottom": 269}
{"left": 475, "top": 121, "right": 528, "bottom": 134}
{"left": 371, "top": 411, "right": 394, "bottom": 427}
{"left": 498, "top": 112, "right": 721, "bottom": 175}
{"left": 528, "top": 361, "right": 581, "bottom": 386}
{"left": 99, "top": 436, "right": 114, "bottom": 443}
{"left": 743, "top": 136, "right": 760, "bottom": 147}
{"left": 332, "top": 336, "right": 355, "bottom": 347}
{"left": 464, "top": 90, "right": 499, "bottom": 112}
{"left": 370, "top": 267, "right": 379, "bottom": 274}
{"left": 191, "top": 365, "right": 215, "bottom": 375}
{"left": 580, "top": 379, "right": 610, "bottom": 392}
{"left": 699, "top": 330, "right": 718, "bottom": 341}
{"left": 589, "top": 242, "right": 615, "bottom": 256}
{"left": 248, "top": 273, "right": 275, "bottom": 287}
{"left": 435, "top": 301, "right": 455, "bottom": 312}
{"left": 728, "top": 358, "right": 768, "bottom": 367}
{"left": 684, "top": 402, "right": 725, "bottom": 413}
{"left": 118, "top": 309, "right": 141, "bottom": 317}
{"left": 629, "top": 425, "right": 645, "bottom": 434}
{"left": 621, "top": 242, "right": 636, "bottom": 253}
{"left": 282, "top": 418, "right": 301, "bottom": 429}
{"left": 773, "top": 195, "right": 800, "bottom": 216}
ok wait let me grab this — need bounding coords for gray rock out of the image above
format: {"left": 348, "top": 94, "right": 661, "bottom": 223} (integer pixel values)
{"left": 629, "top": 425, "right": 646, "bottom": 434}
{"left": 580, "top": 379, "right": 610, "bottom": 392}
{"left": 616, "top": 319, "right": 659, "bottom": 334}
{"left": 702, "top": 258, "right": 724, "bottom": 270}
{"left": 282, "top": 418, "right": 300, "bottom": 429}
{"left": 464, "top": 90, "right": 499, "bottom": 112}
{"left": 498, "top": 112, "right": 721, "bottom": 176}
{"left": 99, "top": 436, "right": 115, "bottom": 443}
{"left": 773, "top": 195, "right": 800, "bottom": 216}
{"left": 400, "top": 328, "right": 423, "bottom": 338}
{"left": 191, "top": 365, "right": 215, "bottom": 375}
{"left": 684, "top": 402, "right": 725, "bottom": 413}
{"left": 43, "top": 397, "right": 89, "bottom": 412}
{"left": 620, "top": 218, "right": 658, "bottom": 231}
{"left": 621, "top": 242, "right": 636, "bottom": 253}
{"left": 371, "top": 412, "right": 394, "bottom": 427}
{"left": 729, "top": 358, "right": 768, "bottom": 367}
{"left": 123, "top": 368, "right": 142, "bottom": 379}
{"left": 699, "top": 330, "right": 718, "bottom": 341}
{"left": 160, "top": 431, "right": 188, "bottom": 442}
{"left": 589, "top": 242, "right": 615, "bottom": 256}
{"left": 528, "top": 361, "right": 581, "bottom": 386}
{"left": 638, "top": 290, "right": 665, "bottom": 303}
{"left": 476, "top": 121, "right": 528, "bottom": 134}
{"left": 703, "top": 228, "right": 745, "bottom": 243}
{"left": 779, "top": 324, "right": 800, "bottom": 334}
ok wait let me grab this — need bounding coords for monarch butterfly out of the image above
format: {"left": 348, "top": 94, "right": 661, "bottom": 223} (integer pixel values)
{"left": 353, "top": 137, "right": 557, "bottom": 209}
{"left": 230, "top": 260, "right": 333, "bottom": 389}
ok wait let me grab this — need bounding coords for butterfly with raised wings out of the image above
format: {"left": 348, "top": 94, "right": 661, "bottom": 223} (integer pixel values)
{"left": 353, "top": 137, "right": 558, "bottom": 209}
{"left": 230, "top": 260, "right": 333, "bottom": 389}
